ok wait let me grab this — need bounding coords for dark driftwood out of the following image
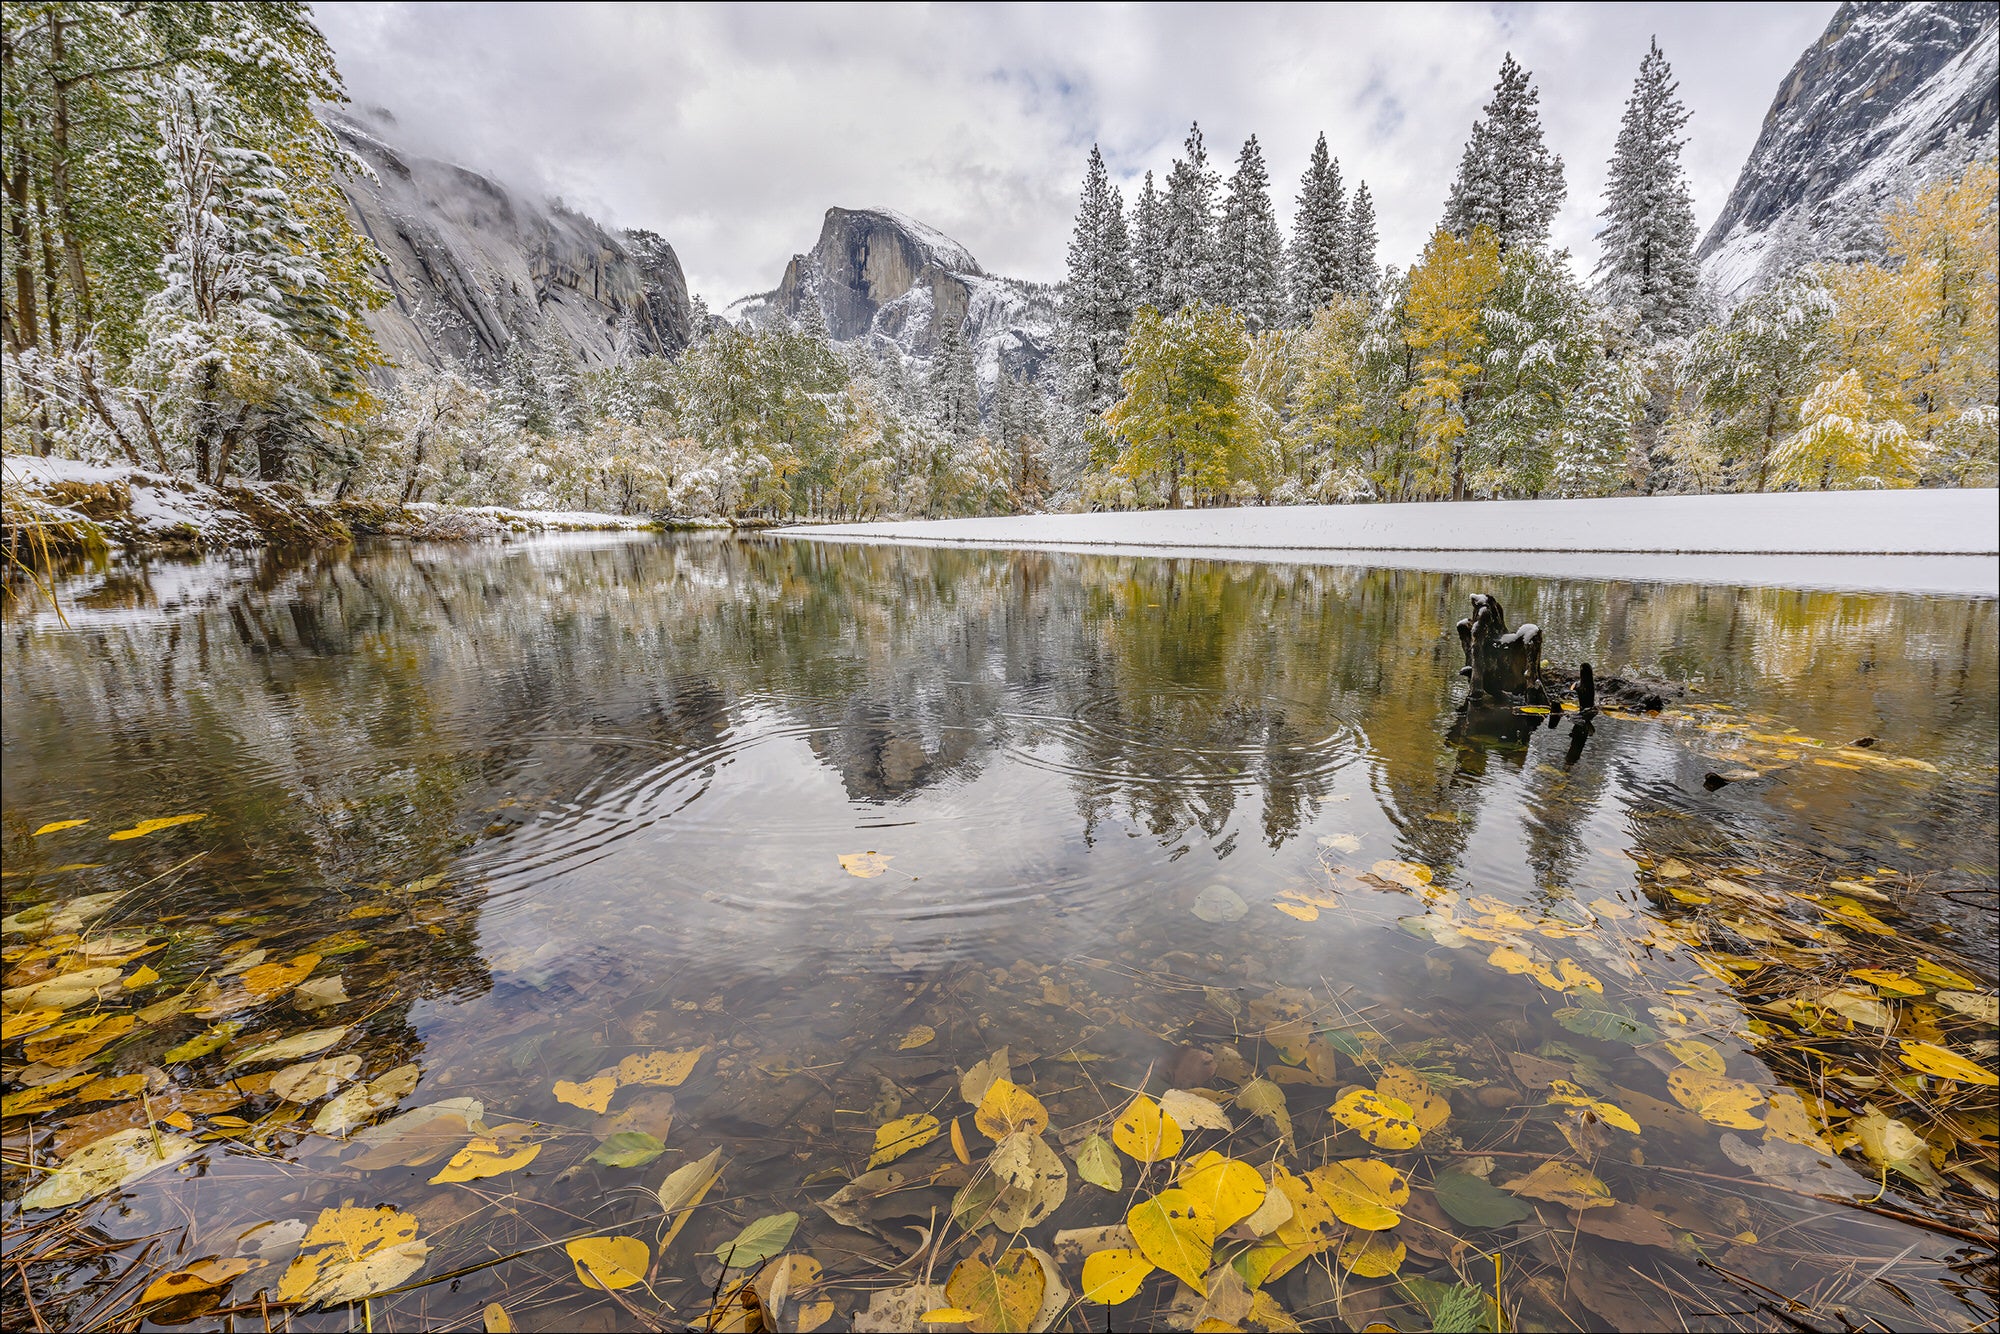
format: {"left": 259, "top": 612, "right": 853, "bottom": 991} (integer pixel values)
{"left": 1456, "top": 593, "right": 1545, "bottom": 703}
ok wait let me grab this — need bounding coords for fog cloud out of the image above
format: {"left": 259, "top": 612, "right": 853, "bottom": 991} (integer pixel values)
{"left": 311, "top": 2, "right": 1835, "bottom": 303}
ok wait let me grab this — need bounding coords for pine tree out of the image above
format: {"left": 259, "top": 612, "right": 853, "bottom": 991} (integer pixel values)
{"left": 1288, "top": 132, "right": 1347, "bottom": 322}
{"left": 1343, "top": 183, "right": 1379, "bottom": 304}
{"left": 1160, "top": 123, "right": 1221, "bottom": 313}
{"left": 1218, "top": 135, "right": 1285, "bottom": 332}
{"left": 1132, "top": 172, "right": 1165, "bottom": 311}
{"left": 930, "top": 314, "right": 980, "bottom": 444}
{"left": 1060, "top": 145, "right": 1135, "bottom": 417}
{"left": 1443, "top": 54, "right": 1566, "bottom": 253}
{"left": 1595, "top": 40, "right": 1701, "bottom": 340}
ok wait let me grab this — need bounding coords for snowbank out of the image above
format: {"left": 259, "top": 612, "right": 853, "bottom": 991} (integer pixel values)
{"left": 778, "top": 491, "right": 2000, "bottom": 597}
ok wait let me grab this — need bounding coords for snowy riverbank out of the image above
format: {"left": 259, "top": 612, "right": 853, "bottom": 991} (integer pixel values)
{"left": 779, "top": 490, "right": 2000, "bottom": 596}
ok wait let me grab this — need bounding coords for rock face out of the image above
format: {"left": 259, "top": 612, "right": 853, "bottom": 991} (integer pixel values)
{"left": 732, "top": 206, "right": 1059, "bottom": 397}
{"left": 330, "top": 109, "right": 692, "bottom": 375}
{"left": 1699, "top": 2, "right": 1998, "bottom": 303}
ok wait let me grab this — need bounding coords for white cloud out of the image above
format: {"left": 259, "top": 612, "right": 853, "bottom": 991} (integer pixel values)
{"left": 311, "top": 1, "right": 1835, "bottom": 301}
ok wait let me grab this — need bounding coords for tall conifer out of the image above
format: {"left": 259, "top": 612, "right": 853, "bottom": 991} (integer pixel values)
{"left": 1288, "top": 132, "right": 1347, "bottom": 322}
{"left": 1344, "top": 183, "right": 1380, "bottom": 303}
{"left": 1443, "top": 54, "right": 1566, "bottom": 252}
{"left": 1595, "top": 39, "right": 1701, "bottom": 340}
{"left": 1219, "top": 135, "right": 1285, "bottom": 331}
{"left": 1060, "top": 144, "right": 1134, "bottom": 414}
{"left": 1161, "top": 123, "right": 1221, "bottom": 312}
{"left": 1132, "top": 172, "right": 1165, "bottom": 311}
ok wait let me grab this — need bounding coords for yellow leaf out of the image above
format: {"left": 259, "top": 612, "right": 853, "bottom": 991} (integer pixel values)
{"left": 162, "top": 1111, "right": 195, "bottom": 1131}
{"left": 1850, "top": 968, "right": 1924, "bottom": 996}
{"left": 1897, "top": 1040, "right": 1998, "bottom": 1086}
{"left": 33, "top": 819, "right": 89, "bottom": 836}
{"left": 139, "top": 1257, "right": 254, "bottom": 1306}
{"left": 1502, "top": 1160, "right": 1615, "bottom": 1210}
{"left": 78, "top": 1073, "right": 146, "bottom": 1102}
{"left": 1178, "top": 1153, "right": 1268, "bottom": 1233}
{"left": 1080, "top": 1248, "right": 1154, "bottom": 1305}
{"left": 565, "top": 1236, "right": 649, "bottom": 1291}
{"left": 123, "top": 965, "right": 160, "bottom": 989}
{"left": 616, "top": 1047, "right": 708, "bottom": 1087}
{"left": 1127, "top": 1188, "right": 1214, "bottom": 1295}
{"left": 483, "top": 1302, "right": 514, "bottom": 1332}
{"left": 974, "top": 1079, "right": 1049, "bottom": 1140}
{"left": 276, "top": 1206, "right": 428, "bottom": 1307}
{"left": 1308, "top": 1159, "right": 1408, "bottom": 1231}
{"left": 429, "top": 1131, "right": 541, "bottom": 1183}
{"left": 1375, "top": 1066, "right": 1450, "bottom": 1132}
{"left": 1912, "top": 958, "right": 1980, "bottom": 991}
{"left": 1370, "top": 860, "right": 1433, "bottom": 890}
{"left": 1544, "top": 1080, "right": 1639, "bottom": 1135}
{"left": 241, "top": 953, "right": 320, "bottom": 1000}
{"left": 1272, "top": 901, "right": 1320, "bottom": 922}
{"left": 839, "top": 851, "right": 893, "bottom": 878}
{"left": 1666, "top": 1069, "right": 1766, "bottom": 1128}
{"left": 945, "top": 1249, "right": 1045, "bottom": 1333}
{"left": 923, "top": 1310, "right": 981, "bottom": 1325}
{"left": 1517, "top": 705, "right": 1551, "bottom": 715}
{"left": 1488, "top": 946, "right": 1537, "bottom": 976}
{"left": 950, "top": 1116, "right": 971, "bottom": 1165}
{"left": 1336, "top": 1231, "right": 1406, "bottom": 1279}
{"left": 1330, "top": 1088, "right": 1423, "bottom": 1150}
{"left": 869, "top": 1113, "right": 942, "bottom": 1168}
{"left": 0, "top": 1008, "right": 63, "bottom": 1040}
{"left": 1551, "top": 958, "right": 1603, "bottom": 994}
{"left": 554, "top": 1075, "right": 618, "bottom": 1113}
{"left": 107, "top": 814, "right": 207, "bottom": 841}
{"left": 900, "top": 1025, "right": 936, "bottom": 1050}
{"left": 1112, "top": 1094, "right": 1183, "bottom": 1163}
{"left": 1663, "top": 1039, "right": 1727, "bottom": 1075}
{"left": 24, "top": 1012, "right": 135, "bottom": 1065}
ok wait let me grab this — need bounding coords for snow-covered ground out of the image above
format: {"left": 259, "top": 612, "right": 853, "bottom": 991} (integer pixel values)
{"left": 779, "top": 491, "right": 2000, "bottom": 597}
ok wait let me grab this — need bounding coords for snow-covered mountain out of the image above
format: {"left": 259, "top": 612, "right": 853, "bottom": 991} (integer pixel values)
{"left": 730, "top": 207, "right": 1059, "bottom": 395}
{"left": 1698, "top": 1, "right": 1997, "bottom": 303}
{"left": 329, "top": 108, "right": 694, "bottom": 376}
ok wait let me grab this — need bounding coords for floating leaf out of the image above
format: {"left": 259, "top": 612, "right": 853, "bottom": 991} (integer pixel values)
{"left": 107, "top": 813, "right": 207, "bottom": 841}
{"left": 1161, "top": 1088, "right": 1234, "bottom": 1133}
{"left": 1853, "top": 1106, "right": 1940, "bottom": 1187}
{"left": 1850, "top": 968, "right": 1924, "bottom": 996}
{"left": 870, "top": 1113, "right": 942, "bottom": 1168}
{"left": 1913, "top": 958, "right": 1981, "bottom": 991}
{"left": 900, "top": 1025, "right": 936, "bottom": 1050}
{"left": 1, "top": 964, "right": 121, "bottom": 1010}
{"left": 923, "top": 1308, "right": 979, "bottom": 1324}
{"left": 1178, "top": 1153, "right": 1267, "bottom": 1233}
{"left": 271, "top": 1055, "right": 363, "bottom": 1104}
{"left": 1433, "top": 1169, "right": 1531, "bottom": 1228}
{"left": 989, "top": 1132, "right": 1068, "bottom": 1231}
{"left": 483, "top": 1302, "right": 514, "bottom": 1332}
{"left": 1666, "top": 1069, "right": 1766, "bottom": 1129}
{"left": 1112, "top": 1094, "right": 1183, "bottom": 1163}
{"left": 311, "top": 1064, "right": 420, "bottom": 1137}
{"left": 960, "top": 1048, "right": 1011, "bottom": 1106}
{"left": 1545, "top": 1080, "right": 1640, "bottom": 1134}
{"left": 347, "top": 1098, "right": 482, "bottom": 1169}
{"left": 616, "top": 1047, "right": 707, "bottom": 1087}
{"left": 1081, "top": 1249, "right": 1154, "bottom": 1305}
{"left": 78, "top": 1073, "right": 145, "bottom": 1102}
{"left": 975, "top": 1079, "right": 1049, "bottom": 1140}
{"left": 123, "top": 965, "right": 160, "bottom": 989}
{"left": 1310, "top": 1159, "right": 1408, "bottom": 1231}
{"left": 1502, "top": 1160, "right": 1614, "bottom": 1210}
{"left": 1337, "top": 1231, "right": 1406, "bottom": 1279}
{"left": 1075, "top": 1134, "right": 1122, "bottom": 1192}
{"left": 951, "top": 1117, "right": 971, "bottom": 1165}
{"left": 1128, "top": 1188, "right": 1214, "bottom": 1294}
{"left": 1897, "top": 1040, "right": 1997, "bottom": 1086}
{"left": 714, "top": 1211, "right": 798, "bottom": 1269}
{"left": 1555, "top": 1003, "right": 1657, "bottom": 1046}
{"left": 1662, "top": 1038, "right": 1727, "bottom": 1075}
{"left": 1236, "top": 1078, "right": 1293, "bottom": 1148}
{"left": 241, "top": 953, "right": 320, "bottom": 1001}
{"left": 138, "top": 1257, "right": 254, "bottom": 1311}
{"left": 1331, "top": 1088, "right": 1422, "bottom": 1150}
{"left": 1936, "top": 991, "right": 2000, "bottom": 1024}
{"left": 1192, "top": 886, "right": 1249, "bottom": 922}
{"left": 33, "top": 819, "right": 90, "bottom": 836}
{"left": 1370, "top": 860, "right": 1433, "bottom": 890}
{"left": 1375, "top": 1066, "right": 1449, "bottom": 1132}
{"left": 21, "top": 1127, "right": 200, "bottom": 1209}
{"left": 554, "top": 1074, "right": 618, "bottom": 1114}
{"left": 276, "top": 1206, "right": 428, "bottom": 1307}
{"left": 565, "top": 1236, "right": 649, "bottom": 1291}
{"left": 293, "top": 975, "right": 350, "bottom": 1011}
{"left": 945, "top": 1250, "right": 1045, "bottom": 1333}
{"left": 24, "top": 1012, "right": 134, "bottom": 1065}
{"left": 233, "top": 1026, "right": 348, "bottom": 1066}
{"left": 590, "top": 1131, "right": 667, "bottom": 1168}
{"left": 657, "top": 1146, "right": 725, "bottom": 1213}
{"left": 839, "top": 852, "right": 893, "bottom": 878}
{"left": 430, "top": 1129, "right": 541, "bottom": 1183}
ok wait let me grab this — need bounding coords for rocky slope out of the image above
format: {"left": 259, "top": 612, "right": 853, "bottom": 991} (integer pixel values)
{"left": 730, "top": 207, "right": 1059, "bottom": 397}
{"left": 331, "top": 109, "right": 693, "bottom": 375}
{"left": 1699, "top": 1, "right": 1998, "bottom": 302}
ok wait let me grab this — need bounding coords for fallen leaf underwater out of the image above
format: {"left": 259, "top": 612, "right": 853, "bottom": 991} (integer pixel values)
{"left": 3, "top": 549, "right": 1995, "bottom": 1334}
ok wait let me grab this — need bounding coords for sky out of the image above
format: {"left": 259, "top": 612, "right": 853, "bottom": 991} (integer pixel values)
{"left": 311, "top": 1, "right": 1838, "bottom": 305}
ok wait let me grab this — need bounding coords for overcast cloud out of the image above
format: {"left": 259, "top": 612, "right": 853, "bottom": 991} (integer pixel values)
{"left": 311, "top": 1, "right": 1836, "bottom": 304}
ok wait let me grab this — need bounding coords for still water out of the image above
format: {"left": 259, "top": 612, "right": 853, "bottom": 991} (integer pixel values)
{"left": 3, "top": 535, "right": 1995, "bottom": 1332}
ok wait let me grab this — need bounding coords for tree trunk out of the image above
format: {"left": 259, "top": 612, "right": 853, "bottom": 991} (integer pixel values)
{"left": 46, "top": 15, "right": 96, "bottom": 330}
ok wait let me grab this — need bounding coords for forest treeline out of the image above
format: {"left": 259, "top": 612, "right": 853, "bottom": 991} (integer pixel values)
{"left": 3, "top": 5, "right": 1995, "bottom": 519}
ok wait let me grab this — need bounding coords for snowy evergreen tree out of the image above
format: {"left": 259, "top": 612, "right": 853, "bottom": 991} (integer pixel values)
{"left": 1218, "top": 134, "right": 1285, "bottom": 332}
{"left": 1344, "top": 183, "right": 1380, "bottom": 304}
{"left": 1443, "top": 54, "right": 1566, "bottom": 253}
{"left": 1287, "top": 132, "right": 1347, "bottom": 322}
{"left": 930, "top": 314, "right": 980, "bottom": 443}
{"left": 1160, "top": 123, "right": 1222, "bottom": 312}
{"left": 1595, "top": 39, "right": 1701, "bottom": 340}
{"left": 1132, "top": 172, "right": 1165, "bottom": 311}
{"left": 1059, "top": 145, "right": 1134, "bottom": 416}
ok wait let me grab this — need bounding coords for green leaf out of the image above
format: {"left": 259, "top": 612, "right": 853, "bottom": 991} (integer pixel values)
{"left": 1074, "top": 1133, "right": 1122, "bottom": 1192}
{"left": 1554, "top": 1003, "right": 1657, "bottom": 1046}
{"left": 1433, "top": 1170, "right": 1531, "bottom": 1228}
{"left": 589, "top": 1131, "right": 667, "bottom": 1168}
{"left": 713, "top": 1211, "right": 798, "bottom": 1269}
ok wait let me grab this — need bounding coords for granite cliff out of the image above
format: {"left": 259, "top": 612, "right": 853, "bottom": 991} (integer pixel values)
{"left": 1700, "top": 1, "right": 1998, "bottom": 302}
{"left": 330, "top": 109, "right": 693, "bottom": 376}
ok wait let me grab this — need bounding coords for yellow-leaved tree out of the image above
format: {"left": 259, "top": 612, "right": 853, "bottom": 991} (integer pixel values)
{"left": 1105, "top": 303, "right": 1253, "bottom": 508}
{"left": 1400, "top": 228, "right": 1503, "bottom": 500}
